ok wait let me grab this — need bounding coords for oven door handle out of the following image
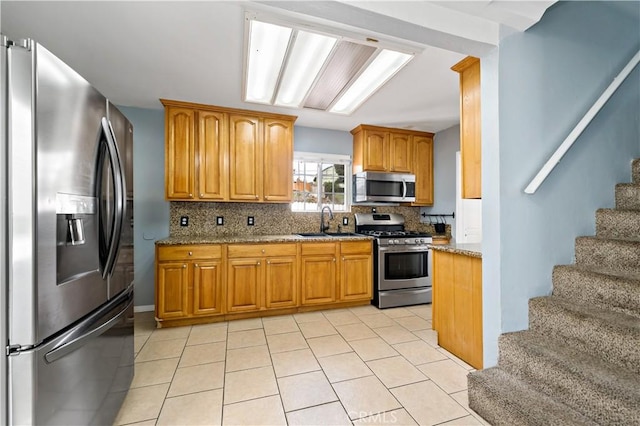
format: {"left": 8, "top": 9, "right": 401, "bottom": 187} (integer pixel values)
{"left": 378, "top": 245, "right": 431, "bottom": 253}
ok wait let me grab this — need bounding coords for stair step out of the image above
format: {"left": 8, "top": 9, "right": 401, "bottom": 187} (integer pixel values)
{"left": 529, "top": 296, "right": 640, "bottom": 374}
{"left": 553, "top": 265, "right": 640, "bottom": 318}
{"left": 615, "top": 183, "right": 640, "bottom": 210}
{"left": 633, "top": 158, "right": 640, "bottom": 184}
{"left": 498, "top": 330, "right": 640, "bottom": 425}
{"left": 595, "top": 208, "right": 640, "bottom": 241}
{"left": 575, "top": 236, "right": 640, "bottom": 274}
{"left": 468, "top": 367, "right": 598, "bottom": 426}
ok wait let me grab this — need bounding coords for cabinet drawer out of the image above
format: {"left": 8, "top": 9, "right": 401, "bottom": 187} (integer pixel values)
{"left": 157, "top": 244, "right": 222, "bottom": 261}
{"left": 340, "top": 241, "right": 372, "bottom": 255}
{"left": 301, "top": 242, "right": 338, "bottom": 256}
{"left": 228, "top": 243, "right": 297, "bottom": 258}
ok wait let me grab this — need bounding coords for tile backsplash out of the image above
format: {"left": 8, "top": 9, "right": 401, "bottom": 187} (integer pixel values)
{"left": 169, "top": 202, "right": 450, "bottom": 237}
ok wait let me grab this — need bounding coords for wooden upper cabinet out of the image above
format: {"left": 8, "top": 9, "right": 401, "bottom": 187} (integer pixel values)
{"left": 452, "top": 57, "right": 481, "bottom": 199}
{"left": 389, "top": 133, "right": 412, "bottom": 173}
{"left": 165, "top": 107, "right": 195, "bottom": 199}
{"left": 352, "top": 126, "right": 388, "bottom": 173}
{"left": 229, "top": 114, "right": 262, "bottom": 201}
{"left": 198, "top": 111, "right": 228, "bottom": 200}
{"left": 162, "top": 99, "right": 296, "bottom": 203}
{"left": 412, "top": 134, "right": 434, "bottom": 206}
{"left": 263, "top": 118, "right": 294, "bottom": 202}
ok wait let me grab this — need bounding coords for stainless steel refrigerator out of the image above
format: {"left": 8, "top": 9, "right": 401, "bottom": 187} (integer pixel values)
{"left": 1, "top": 36, "right": 134, "bottom": 425}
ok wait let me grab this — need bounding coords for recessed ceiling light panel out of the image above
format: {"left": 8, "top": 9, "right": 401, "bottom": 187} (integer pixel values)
{"left": 275, "top": 30, "right": 337, "bottom": 107}
{"left": 245, "top": 20, "right": 292, "bottom": 104}
{"left": 244, "top": 13, "right": 416, "bottom": 114}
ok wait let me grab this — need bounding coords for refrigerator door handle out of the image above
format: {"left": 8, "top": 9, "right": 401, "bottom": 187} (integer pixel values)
{"left": 99, "top": 117, "right": 125, "bottom": 278}
{"left": 44, "top": 288, "right": 133, "bottom": 363}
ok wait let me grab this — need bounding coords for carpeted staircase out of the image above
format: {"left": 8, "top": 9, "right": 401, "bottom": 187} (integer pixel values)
{"left": 468, "top": 158, "right": 640, "bottom": 425}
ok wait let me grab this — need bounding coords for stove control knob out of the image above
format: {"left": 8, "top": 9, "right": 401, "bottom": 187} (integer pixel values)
{"left": 405, "top": 239, "right": 412, "bottom": 244}
{"left": 388, "top": 240, "right": 394, "bottom": 245}
{"left": 394, "top": 239, "right": 400, "bottom": 245}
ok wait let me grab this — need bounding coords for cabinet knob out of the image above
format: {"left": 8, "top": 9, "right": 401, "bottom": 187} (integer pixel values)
{"left": 255, "top": 195, "right": 259, "bottom": 199}
{"left": 267, "top": 260, "right": 271, "bottom": 264}
{"left": 333, "top": 258, "right": 336, "bottom": 262}
{"left": 189, "top": 193, "right": 193, "bottom": 198}
{"left": 183, "top": 264, "right": 187, "bottom": 268}
{"left": 265, "top": 196, "right": 269, "bottom": 200}
{"left": 257, "top": 261, "right": 261, "bottom": 266}
{"left": 188, "top": 251, "right": 193, "bottom": 256}
{"left": 194, "top": 263, "right": 198, "bottom": 267}
{"left": 261, "top": 249, "right": 265, "bottom": 254}
{"left": 200, "top": 193, "right": 204, "bottom": 197}
{"left": 342, "top": 257, "right": 345, "bottom": 261}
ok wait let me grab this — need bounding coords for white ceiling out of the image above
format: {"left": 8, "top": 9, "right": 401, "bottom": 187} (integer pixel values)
{"left": 1, "top": 1, "right": 554, "bottom": 133}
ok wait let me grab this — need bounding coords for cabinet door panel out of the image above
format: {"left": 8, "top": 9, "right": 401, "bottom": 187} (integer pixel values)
{"left": 157, "top": 262, "right": 189, "bottom": 319}
{"left": 263, "top": 119, "right": 293, "bottom": 202}
{"left": 389, "top": 133, "right": 412, "bottom": 173}
{"left": 340, "top": 254, "right": 372, "bottom": 301}
{"left": 412, "top": 135, "right": 434, "bottom": 206}
{"left": 198, "top": 111, "right": 228, "bottom": 200}
{"left": 265, "top": 256, "right": 297, "bottom": 309}
{"left": 364, "top": 130, "right": 388, "bottom": 171}
{"left": 227, "top": 259, "right": 261, "bottom": 312}
{"left": 300, "top": 256, "right": 336, "bottom": 305}
{"left": 433, "top": 251, "right": 455, "bottom": 350}
{"left": 229, "top": 115, "right": 261, "bottom": 201}
{"left": 166, "top": 108, "right": 195, "bottom": 199}
{"left": 193, "top": 261, "right": 223, "bottom": 316}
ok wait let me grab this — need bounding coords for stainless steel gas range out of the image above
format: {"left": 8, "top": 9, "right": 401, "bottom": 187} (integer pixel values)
{"left": 355, "top": 213, "right": 432, "bottom": 309}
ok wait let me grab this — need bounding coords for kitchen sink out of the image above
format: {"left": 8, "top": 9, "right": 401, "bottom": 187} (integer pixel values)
{"left": 296, "top": 233, "right": 329, "bottom": 238}
{"left": 324, "top": 232, "right": 361, "bottom": 237}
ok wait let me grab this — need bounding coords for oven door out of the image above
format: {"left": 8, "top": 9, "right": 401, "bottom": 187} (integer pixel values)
{"left": 378, "top": 246, "right": 431, "bottom": 290}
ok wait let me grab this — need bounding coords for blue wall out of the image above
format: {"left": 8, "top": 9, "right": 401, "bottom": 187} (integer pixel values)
{"left": 482, "top": 0, "right": 640, "bottom": 366}
{"left": 294, "top": 125, "right": 353, "bottom": 155}
{"left": 118, "top": 107, "right": 169, "bottom": 308}
{"left": 421, "top": 124, "right": 459, "bottom": 236}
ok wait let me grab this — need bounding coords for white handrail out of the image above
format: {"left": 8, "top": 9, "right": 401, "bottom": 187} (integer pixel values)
{"left": 524, "top": 50, "right": 640, "bottom": 194}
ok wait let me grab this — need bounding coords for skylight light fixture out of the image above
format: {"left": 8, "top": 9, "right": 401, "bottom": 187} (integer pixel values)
{"left": 245, "top": 20, "right": 291, "bottom": 104}
{"left": 275, "top": 31, "right": 337, "bottom": 107}
{"left": 330, "top": 49, "right": 413, "bottom": 114}
{"left": 243, "top": 14, "right": 416, "bottom": 114}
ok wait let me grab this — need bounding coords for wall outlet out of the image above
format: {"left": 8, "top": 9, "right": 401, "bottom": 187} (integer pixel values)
{"left": 342, "top": 217, "right": 349, "bottom": 226}
{"left": 216, "top": 216, "right": 224, "bottom": 226}
{"left": 247, "top": 216, "right": 255, "bottom": 226}
{"left": 180, "top": 216, "right": 189, "bottom": 227}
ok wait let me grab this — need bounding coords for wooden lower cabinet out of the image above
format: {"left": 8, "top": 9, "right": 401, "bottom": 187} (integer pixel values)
{"left": 227, "top": 243, "right": 298, "bottom": 312}
{"left": 340, "top": 241, "right": 373, "bottom": 301}
{"left": 432, "top": 250, "right": 482, "bottom": 369}
{"left": 156, "top": 240, "right": 373, "bottom": 326}
{"left": 156, "top": 245, "right": 224, "bottom": 322}
{"left": 300, "top": 242, "right": 338, "bottom": 305}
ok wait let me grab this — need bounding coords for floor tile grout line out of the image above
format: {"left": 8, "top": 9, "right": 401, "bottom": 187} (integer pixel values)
{"left": 264, "top": 328, "right": 291, "bottom": 425}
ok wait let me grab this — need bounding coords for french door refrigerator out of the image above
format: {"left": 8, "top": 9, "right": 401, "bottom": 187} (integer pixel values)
{"left": 1, "top": 36, "right": 134, "bottom": 425}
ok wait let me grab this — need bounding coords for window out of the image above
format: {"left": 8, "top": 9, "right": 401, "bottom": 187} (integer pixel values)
{"left": 292, "top": 152, "right": 351, "bottom": 212}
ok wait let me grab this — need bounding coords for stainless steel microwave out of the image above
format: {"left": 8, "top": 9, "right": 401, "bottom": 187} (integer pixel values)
{"left": 353, "top": 172, "right": 416, "bottom": 203}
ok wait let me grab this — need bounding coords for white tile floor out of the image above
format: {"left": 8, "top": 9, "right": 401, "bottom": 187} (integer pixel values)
{"left": 115, "top": 304, "right": 489, "bottom": 425}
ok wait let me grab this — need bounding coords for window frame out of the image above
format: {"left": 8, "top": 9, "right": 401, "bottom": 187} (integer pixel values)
{"left": 292, "top": 151, "right": 352, "bottom": 212}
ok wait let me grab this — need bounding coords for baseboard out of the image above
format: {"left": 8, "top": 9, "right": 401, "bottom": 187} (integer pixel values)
{"left": 134, "top": 305, "right": 155, "bottom": 313}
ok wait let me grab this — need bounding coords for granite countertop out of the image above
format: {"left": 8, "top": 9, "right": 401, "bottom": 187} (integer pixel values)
{"left": 156, "top": 234, "right": 374, "bottom": 245}
{"left": 428, "top": 242, "right": 482, "bottom": 258}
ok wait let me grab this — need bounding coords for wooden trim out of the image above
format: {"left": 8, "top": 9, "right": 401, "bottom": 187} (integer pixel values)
{"left": 160, "top": 98, "right": 298, "bottom": 122}
{"left": 451, "top": 56, "right": 480, "bottom": 73}
{"left": 350, "top": 124, "right": 434, "bottom": 137}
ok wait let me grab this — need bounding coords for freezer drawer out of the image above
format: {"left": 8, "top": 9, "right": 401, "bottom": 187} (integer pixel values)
{"left": 8, "top": 287, "right": 134, "bottom": 425}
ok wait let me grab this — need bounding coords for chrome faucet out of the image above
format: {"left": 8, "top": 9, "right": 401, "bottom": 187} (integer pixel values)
{"left": 320, "top": 206, "right": 334, "bottom": 233}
